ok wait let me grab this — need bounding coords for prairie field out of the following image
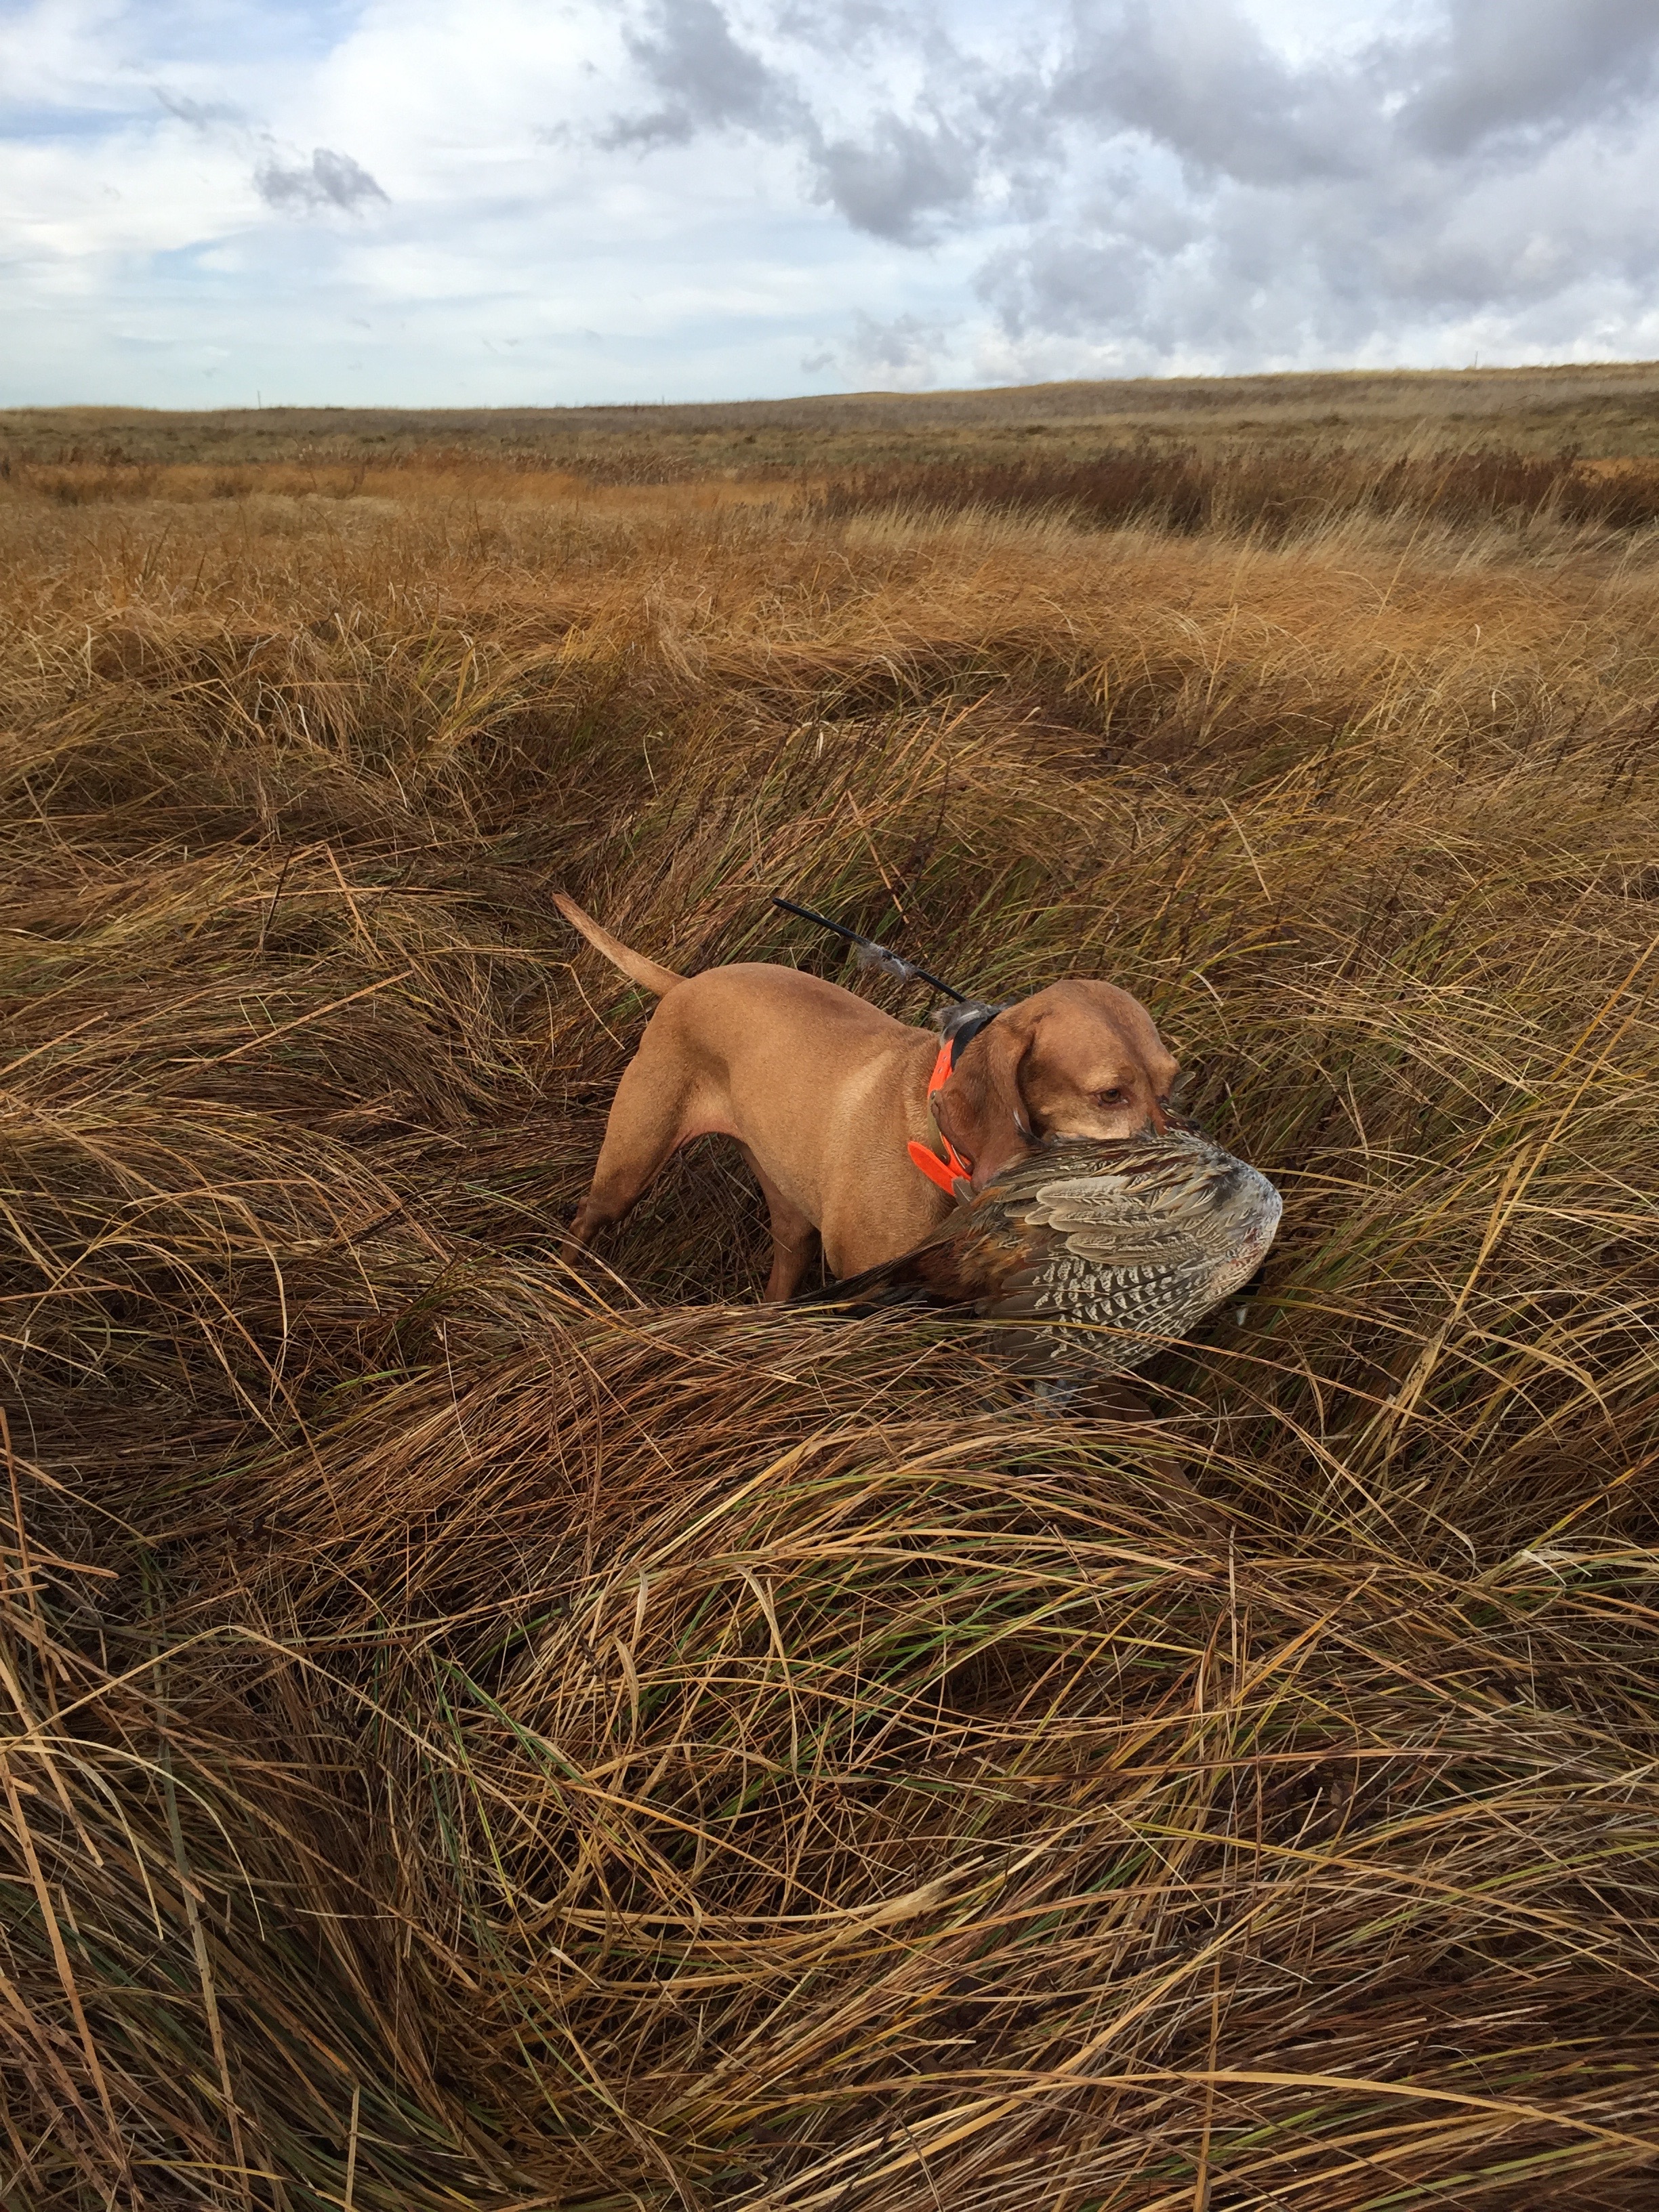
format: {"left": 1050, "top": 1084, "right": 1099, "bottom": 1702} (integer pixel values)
{"left": 3, "top": 371, "right": 1659, "bottom": 2210}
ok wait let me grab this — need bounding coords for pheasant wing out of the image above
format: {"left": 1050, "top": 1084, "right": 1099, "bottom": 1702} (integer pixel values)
{"left": 796, "top": 1132, "right": 1281, "bottom": 1380}
{"left": 971, "top": 1137, "right": 1283, "bottom": 1370}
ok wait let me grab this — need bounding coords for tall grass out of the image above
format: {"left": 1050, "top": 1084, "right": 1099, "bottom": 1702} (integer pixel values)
{"left": 807, "top": 445, "right": 1659, "bottom": 539}
{"left": 2, "top": 447, "right": 1658, "bottom": 2209}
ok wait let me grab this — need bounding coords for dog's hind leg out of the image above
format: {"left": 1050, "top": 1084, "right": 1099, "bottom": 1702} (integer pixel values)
{"left": 737, "top": 1145, "right": 820, "bottom": 1303}
{"left": 569, "top": 1048, "right": 700, "bottom": 1246}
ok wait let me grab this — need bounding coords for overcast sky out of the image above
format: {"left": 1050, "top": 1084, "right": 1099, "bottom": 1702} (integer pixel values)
{"left": 4, "top": 0, "right": 1658, "bottom": 407}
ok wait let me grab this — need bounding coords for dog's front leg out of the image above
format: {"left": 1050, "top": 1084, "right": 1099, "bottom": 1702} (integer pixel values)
{"left": 736, "top": 1145, "right": 821, "bottom": 1301}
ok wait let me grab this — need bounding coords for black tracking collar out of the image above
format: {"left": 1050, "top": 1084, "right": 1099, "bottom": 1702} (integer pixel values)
{"left": 936, "top": 1000, "right": 1005, "bottom": 1069}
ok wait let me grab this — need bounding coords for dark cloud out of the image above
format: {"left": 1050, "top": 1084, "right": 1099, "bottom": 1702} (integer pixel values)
{"left": 979, "top": 228, "right": 1160, "bottom": 343}
{"left": 601, "top": 0, "right": 1659, "bottom": 365}
{"left": 154, "top": 87, "right": 389, "bottom": 223}
{"left": 1404, "top": 0, "right": 1659, "bottom": 155}
{"left": 603, "top": 0, "right": 1025, "bottom": 239}
{"left": 975, "top": 0, "right": 1659, "bottom": 359}
{"left": 775, "top": 0, "right": 914, "bottom": 41}
{"left": 810, "top": 114, "right": 981, "bottom": 242}
{"left": 156, "top": 90, "right": 244, "bottom": 127}
{"left": 254, "top": 147, "right": 388, "bottom": 213}
{"left": 603, "top": 0, "right": 798, "bottom": 148}
{"left": 1057, "top": 2, "right": 1375, "bottom": 187}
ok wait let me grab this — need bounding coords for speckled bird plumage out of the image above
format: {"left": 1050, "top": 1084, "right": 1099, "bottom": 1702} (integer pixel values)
{"left": 808, "top": 1126, "right": 1282, "bottom": 1374}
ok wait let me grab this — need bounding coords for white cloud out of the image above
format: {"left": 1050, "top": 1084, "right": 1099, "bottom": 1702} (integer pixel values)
{"left": 1, "top": 0, "right": 1657, "bottom": 406}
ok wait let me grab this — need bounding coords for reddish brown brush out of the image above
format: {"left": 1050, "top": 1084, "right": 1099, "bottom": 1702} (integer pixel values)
{"left": 805, "top": 443, "right": 1659, "bottom": 539}
{"left": 2, "top": 410, "right": 1658, "bottom": 2209}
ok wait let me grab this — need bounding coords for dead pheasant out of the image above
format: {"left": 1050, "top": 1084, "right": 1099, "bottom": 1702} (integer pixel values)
{"left": 800, "top": 1125, "right": 1281, "bottom": 1376}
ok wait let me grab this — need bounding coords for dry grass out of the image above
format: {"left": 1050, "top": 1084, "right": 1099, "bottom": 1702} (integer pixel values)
{"left": 808, "top": 446, "right": 1659, "bottom": 540}
{"left": 3, "top": 413, "right": 1659, "bottom": 2209}
{"left": 8, "top": 355, "right": 1659, "bottom": 476}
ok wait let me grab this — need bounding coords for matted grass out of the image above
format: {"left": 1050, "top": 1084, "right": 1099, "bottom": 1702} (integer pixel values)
{"left": 2, "top": 430, "right": 1658, "bottom": 2209}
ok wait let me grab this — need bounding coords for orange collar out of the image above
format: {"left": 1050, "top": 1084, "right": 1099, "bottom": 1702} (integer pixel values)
{"left": 907, "top": 1042, "right": 974, "bottom": 1199}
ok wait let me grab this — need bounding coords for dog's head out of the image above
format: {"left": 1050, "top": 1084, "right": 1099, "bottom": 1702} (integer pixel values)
{"left": 934, "top": 980, "right": 1179, "bottom": 1190}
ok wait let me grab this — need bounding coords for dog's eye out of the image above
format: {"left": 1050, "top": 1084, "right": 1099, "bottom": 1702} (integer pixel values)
{"left": 1094, "top": 1087, "right": 1127, "bottom": 1107}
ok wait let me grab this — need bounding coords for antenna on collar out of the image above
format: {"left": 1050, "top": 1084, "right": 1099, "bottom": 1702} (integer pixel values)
{"left": 771, "top": 895, "right": 973, "bottom": 1004}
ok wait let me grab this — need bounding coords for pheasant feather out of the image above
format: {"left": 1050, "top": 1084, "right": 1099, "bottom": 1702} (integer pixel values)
{"left": 804, "top": 1126, "right": 1282, "bottom": 1374}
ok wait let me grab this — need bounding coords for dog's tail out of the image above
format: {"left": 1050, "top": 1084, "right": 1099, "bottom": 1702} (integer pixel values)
{"left": 553, "top": 893, "right": 685, "bottom": 997}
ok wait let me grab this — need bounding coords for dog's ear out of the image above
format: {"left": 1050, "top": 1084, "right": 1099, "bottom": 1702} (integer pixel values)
{"left": 936, "top": 1018, "right": 1037, "bottom": 1189}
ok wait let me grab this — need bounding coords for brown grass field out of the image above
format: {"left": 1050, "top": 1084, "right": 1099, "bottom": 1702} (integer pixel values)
{"left": 3, "top": 367, "right": 1659, "bottom": 2209}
